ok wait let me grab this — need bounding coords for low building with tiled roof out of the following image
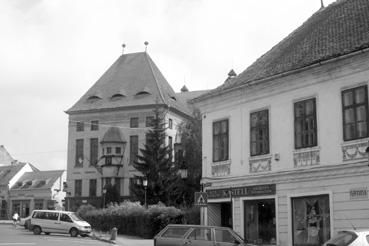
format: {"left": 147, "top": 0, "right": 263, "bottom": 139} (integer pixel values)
{"left": 193, "top": 0, "right": 369, "bottom": 245}
{"left": 9, "top": 170, "right": 66, "bottom": 216}
{"left": 65, "top": 50, "right": 208, "bottom": 210}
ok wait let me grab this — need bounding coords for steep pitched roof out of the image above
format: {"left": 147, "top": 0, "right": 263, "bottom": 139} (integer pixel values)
{"left": 67, "top": 52, "right": 191, "bottom": 116}
{"left": 10, "top": 170, "right": 65, "bottom": 190}
{"left": 0, "top": 145, "right": 15, "bottom": 166}
{"left": 0, "top": 163, "right": 26, "bottom": 186}
{"left": 196, "top": 0, "right": 369, "bottom": 100}
{"left": 101, "top": 127, "right": 126, "bottom": 143}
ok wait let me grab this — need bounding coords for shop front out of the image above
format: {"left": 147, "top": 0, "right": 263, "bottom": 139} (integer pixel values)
{"left": 206, "top": 184, "right": 277, "bottom": 245}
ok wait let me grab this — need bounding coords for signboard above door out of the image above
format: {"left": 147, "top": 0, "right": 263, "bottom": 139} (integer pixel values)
{"left": 206, "top": 184, "right": 276, "bottom": 199}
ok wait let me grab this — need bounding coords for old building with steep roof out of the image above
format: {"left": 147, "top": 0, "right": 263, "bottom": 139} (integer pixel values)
{"left": 193, "top": 0, "right": 369, "bottom": 245}
{"left": 65, "top": 51, "right": 207, "bottom": 210}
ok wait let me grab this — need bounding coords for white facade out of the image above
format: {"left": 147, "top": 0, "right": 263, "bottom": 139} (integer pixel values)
{"left": 195, "top": 50, "right": 369, "bottom": 246}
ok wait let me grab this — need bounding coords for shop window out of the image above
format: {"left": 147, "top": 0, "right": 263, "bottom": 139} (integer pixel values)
{"left": 244, "top": 199, "right": 276, "bottom": 245}
{"left": 213, "top": 119, "right": 229, "bottom": 162}
{"left": 291, "top": 194, "right": 330, "bottom": 246}
{"left": 250, "top": 110, "right": 269, "bottom": 156}
{"left": 294, "top": 98, "right": 317, "bottom": 149}
{"left": 34, "top": 200, "right": 43, "bottom": 210}
{"left": 342, "top": 85, "right": 368, "bottom": 141}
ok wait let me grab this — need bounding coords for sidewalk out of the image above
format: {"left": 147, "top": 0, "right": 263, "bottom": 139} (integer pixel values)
{"left": 90, "top": 230, "right": 153, "bottom": 246}
{"left": 0, "top": 220, "right": 13, "bottom": 224}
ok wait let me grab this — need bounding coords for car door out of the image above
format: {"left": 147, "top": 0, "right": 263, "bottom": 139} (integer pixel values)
{"left": 214, "top": 228, "right": 244, "bottom": 246}
{"left": 48, "top": 212, "right": 61, "bottom": 233}
{"left": 183, "top": 227, "right": 214, "bottom": 246}
{"left": 59, "top": 213, "right": 73, "bottom": 234}
{"left": 155, "top": 226, "right": 191, "bottom": 246}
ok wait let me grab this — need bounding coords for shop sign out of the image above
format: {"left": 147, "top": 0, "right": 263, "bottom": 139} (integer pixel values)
{"left": 350, "top": 188, "right": 368, "bottom": 200}
{"left": 206, "top": 184, "right": 276, "bottom": 199}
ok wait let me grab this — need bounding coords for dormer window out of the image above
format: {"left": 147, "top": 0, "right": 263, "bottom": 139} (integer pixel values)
{"left": 86, "top": 95, "right": 101, "bottom": 103}
{"left": 35, "top": 180, "right": 46, "bottom": 188}
{"left": 136, "top": 91, "right": 151, "bottom": 96}
{"left": 111, "top": 94, "right": 125, "bottom": 101}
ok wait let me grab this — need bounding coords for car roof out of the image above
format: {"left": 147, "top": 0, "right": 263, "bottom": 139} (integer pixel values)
{"left": 165, "top": 224, "right": 232, "bottom": 230}
{"left": 32, "top": 210, "right": 72, "bottom": 214}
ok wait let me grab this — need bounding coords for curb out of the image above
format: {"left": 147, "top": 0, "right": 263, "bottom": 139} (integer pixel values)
{"left": 89, "top": 234, "right": 116, "bottom": 244}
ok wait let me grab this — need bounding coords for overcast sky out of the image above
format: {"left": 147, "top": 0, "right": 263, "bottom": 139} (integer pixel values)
{"left": 0, "top": 0, "right": 336, "bottom": 171}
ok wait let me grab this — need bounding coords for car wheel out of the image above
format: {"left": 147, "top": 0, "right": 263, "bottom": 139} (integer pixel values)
{"left": 33, "top": 226, "right": 41, "bottom": 235}
{"left": 70, "top": 228, "right": 79, "bottom": 237}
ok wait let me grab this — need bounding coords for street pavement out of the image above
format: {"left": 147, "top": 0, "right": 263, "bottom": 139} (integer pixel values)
{"left": 0, "top": 224, "right": 153, "bottom": 246}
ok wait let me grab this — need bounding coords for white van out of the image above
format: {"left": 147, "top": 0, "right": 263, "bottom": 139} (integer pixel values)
{"left": 30, "top": 210, "right": 92, "bottom": 237}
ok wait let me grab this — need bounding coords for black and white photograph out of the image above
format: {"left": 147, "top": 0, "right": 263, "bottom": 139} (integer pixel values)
{"left": 1, "top": 0, "right": 369, "bottom": 245}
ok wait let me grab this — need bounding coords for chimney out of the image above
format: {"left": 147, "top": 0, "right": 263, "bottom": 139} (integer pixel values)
{"left": 181, "top": 85, "right": 189, "bottom": 93}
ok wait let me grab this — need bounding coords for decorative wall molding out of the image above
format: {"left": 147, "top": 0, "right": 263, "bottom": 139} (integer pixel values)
{"left": 293, "top": 148, "right": 320, "bottom": 168}
{"left": 342, "top": 139, "right": 369, "bottom": 161}
{"left": 249, "top": 156, "right": 272, "bottom": 173}
{"left": 211, "top": 160, "right": 231, "bottom": 177}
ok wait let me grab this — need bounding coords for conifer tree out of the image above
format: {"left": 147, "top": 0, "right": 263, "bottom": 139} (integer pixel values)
{"left": 130, "top": 106, "right": 174, "bottom": 205}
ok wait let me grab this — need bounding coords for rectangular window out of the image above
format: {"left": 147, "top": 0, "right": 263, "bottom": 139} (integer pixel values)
{"left": 89, "top": 179, "right": 96, "bottom": 197}
{"left": 146, "top": 116, "right": 154, "bottom": 127}
{"left": 130, "top": 135, "right": 139, "bottom": 165}
{"left": 292, "top": 194, "right": 330, "bottom": 246}
{"left": 115, "top": 147, "right": 121, "bottom": 154}
{"left": 342, "top": 85, "right": 368, "bottom": 141}
{"left": 213, "top": 119, "right": 229, "bottom": 162}
{"left": 115, "top": 178, "right": 121, "bottom": 196}
{"left": 130, "top": 117, "right": 139, "bottom": 128}
{"left": 75, "top": 180, "right": 82, "bottom": 197}
{"left": 75, "top": 139, "right": 84, "bottom": 167}
{"left": 90, "top": 138, "right": 98, "bottom": 166}
{"left": 76, "top": 121, "right": 84, "bottom": 132}
{"left": 169, "top": 119, "right": 173, "bottom": 129}
{"left": 294, "top": 98, "right": 317, "bottom": 149}
{"left": 107, "top": 147, "right": 112, "bottom": 154}
{"left": 91, "top": 120, "right": 99, "bottom": 131}
{"left": 250, "top": 110, "right": 269, "bottom": 156}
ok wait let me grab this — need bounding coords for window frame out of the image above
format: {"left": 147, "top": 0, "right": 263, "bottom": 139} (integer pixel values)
{"left": 91, "top": 120, "right": 99, "bottom": 131}
{"left": 76, "top": 122, "right": 84, "bottom": 132}
{"left": 130, "top": 135, "right": 139, "bottom": 165}
{"left": 212, "top": 119, "right": 229, "bottom": 162}
{"left": 75, "top": 139, "right": 84, "bottom": 167}
{"left": 146, "top": 116, "right": 154, "bottom": 127}
{"left": 90, "top": 138, "right": 98, "bottom": 166}
{"left": 250, "top": 109, "right": 269, "bottom": 156}
{"left": 342, "top": 85, "right": 369, "bottom": 141}
{"left": 89, "top": 179, "right": 97, "bottom": 197}
{"left": 74, "top": 179, "right": 82, "bottom": 197}
{"left": 169, "top": 119, "right": 173, "bottom": 129}
{"left": 294, "top": 98, "right": 317, "bottom": 149}
{"left": 130, "top": 117, "right": 139, "bottom": 128}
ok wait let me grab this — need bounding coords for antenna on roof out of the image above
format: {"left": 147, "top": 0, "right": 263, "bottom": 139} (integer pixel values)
{"left": 144, "top": 41, "right": 149, "bottom": 52}
{"left": 122, "top": 43, "right": 126, "bottom": 54}
{"left": 320, "top": 0, "right": 324, "bottom": 8}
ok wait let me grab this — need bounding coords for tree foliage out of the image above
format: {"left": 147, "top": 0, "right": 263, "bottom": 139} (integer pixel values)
{"left": 170, "top": 108, "right": 202, "bottom": 207}
{"left": 130, "top": 106, "right": 175, "bottom": 205}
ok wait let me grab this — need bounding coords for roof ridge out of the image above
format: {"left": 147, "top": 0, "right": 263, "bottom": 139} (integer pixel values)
{"left": 144, "top": 53, "right": 166, "bottom": 105}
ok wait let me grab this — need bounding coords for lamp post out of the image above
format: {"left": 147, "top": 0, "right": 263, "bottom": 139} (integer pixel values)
{"left": 102, "top": 188, "right": 107, "bottom": 208}
{"left": 143, "top": 178, "right": 148, "bottom": 209}
{"left": 178, "top": 163, "right": 188, "bottom": 207}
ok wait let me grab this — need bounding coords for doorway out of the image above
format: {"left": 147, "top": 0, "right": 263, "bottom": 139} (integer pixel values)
{"left": 221, "top": 202, "right": 232, "bottom": 228}
{"left": 244, "top": 199, "right": 276, "bottom": 245}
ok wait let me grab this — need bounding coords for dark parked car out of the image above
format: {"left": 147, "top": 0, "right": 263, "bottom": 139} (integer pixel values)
{"left": 323, "top": 230, "right": 369, "bottom": 246}
{"left": 154, "top": 224, "right": 254, "bottom": 246}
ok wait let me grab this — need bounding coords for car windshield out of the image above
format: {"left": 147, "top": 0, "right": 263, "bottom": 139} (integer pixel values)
{"left": 69, "top": 213, "right": 83, "bottom": 221}
{"left": 324, "top": 231, "right": 358, "bottom": 246}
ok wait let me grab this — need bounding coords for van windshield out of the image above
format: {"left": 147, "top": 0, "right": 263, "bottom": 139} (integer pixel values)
{"left": 69, "top": 213, "right": 83, "bottom": 221}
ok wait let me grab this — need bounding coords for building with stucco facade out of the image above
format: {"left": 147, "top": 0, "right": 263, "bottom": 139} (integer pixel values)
{"left": 193, "top": 1, "right": 369, "bottom": 245}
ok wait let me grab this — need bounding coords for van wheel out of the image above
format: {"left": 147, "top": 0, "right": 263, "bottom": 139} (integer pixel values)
{"left": 70, "top": 228, "right": 79, "bottom": 237}
{"left": 33, "top": 226, "right": 41, "bottom": 235}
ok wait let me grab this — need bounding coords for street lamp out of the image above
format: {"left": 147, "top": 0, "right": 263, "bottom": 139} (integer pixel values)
{"left": 102, "top": 188, "right": 107, "bottom": 208}
{"left": 143, "top": 178, "right": 148, "bottom": 209}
